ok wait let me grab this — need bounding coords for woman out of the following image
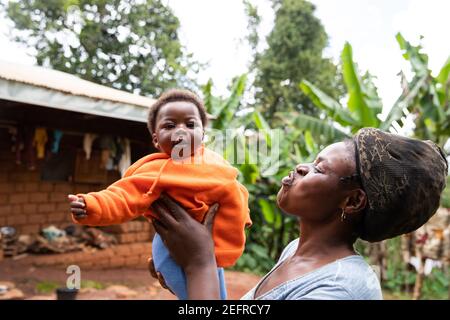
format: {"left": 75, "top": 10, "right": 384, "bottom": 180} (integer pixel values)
{"left": 148, "top": 128, "right": 448, "bottom": 300}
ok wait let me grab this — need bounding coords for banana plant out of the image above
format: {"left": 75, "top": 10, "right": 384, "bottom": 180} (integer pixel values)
{"left": 298, "top": 42, "right": 384, "bottom": 142}
{"left": 383, "top": 33, "right": 450, "bottom": 148}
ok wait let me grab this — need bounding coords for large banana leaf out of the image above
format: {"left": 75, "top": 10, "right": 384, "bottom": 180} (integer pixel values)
{"left": 396, "top": 33, "right": 429, "bottom": 77}
{"left": 299, "top": 80, "right": 358, "bottom": 127}
{"left": 437, "top": 56, "right": 450, "bottom": 107}
{"left": 381, "top": 75, "right": 429, "bottom": 131}
{"left": 341, "top": 42, "right": 380, "bottom": 128}
{"left": 437, "top": 56, "right": 450, "bottom": 88}
{"left": 212, "top": 74, "right": 247, "bottom": 129}
{"left": 291, "top": 113, "right": 349, "bottom": 141}
{"left": 253, "top": 111, "right": 273, "bottom": 147}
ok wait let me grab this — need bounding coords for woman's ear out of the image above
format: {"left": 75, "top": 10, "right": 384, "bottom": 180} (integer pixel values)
{"left": 344, "top": 189, "right": 367, "bottom": 216}
{"left": 152, "top": 133, "right": 159, "bottom": 149}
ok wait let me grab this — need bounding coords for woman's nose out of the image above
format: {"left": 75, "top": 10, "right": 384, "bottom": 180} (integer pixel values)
{"left": 296, "top": 164, "right": 311, "bottom": 176}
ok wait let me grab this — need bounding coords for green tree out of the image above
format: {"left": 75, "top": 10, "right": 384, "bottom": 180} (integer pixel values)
{"left": 253, "top": 0, "right": 343, "bottom": 119}
{"left": 3, "top": 0, "right": 199, "bottom": 96}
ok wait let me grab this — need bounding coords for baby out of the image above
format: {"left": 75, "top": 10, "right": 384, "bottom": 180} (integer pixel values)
{"left": 68, "top": 89, "right": 251, "bottom": 299}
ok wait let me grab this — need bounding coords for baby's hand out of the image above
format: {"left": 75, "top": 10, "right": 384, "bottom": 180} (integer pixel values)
{"left": 68, "top": 194, "right": 87, "bottom": 220}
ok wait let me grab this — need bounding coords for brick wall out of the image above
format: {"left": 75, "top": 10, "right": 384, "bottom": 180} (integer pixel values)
{"left": 0, "top": 130, "right": 150, "bottom": 238}
{"left": 24, "top": 242, "right": 153, "bottom": 269}
{"left": 0, "top": 144, "right": 116, "bottom": 235}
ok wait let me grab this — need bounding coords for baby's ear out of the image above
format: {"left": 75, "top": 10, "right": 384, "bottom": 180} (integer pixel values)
{"left": 152, "top": 133, "right": 159, "bottom": 149}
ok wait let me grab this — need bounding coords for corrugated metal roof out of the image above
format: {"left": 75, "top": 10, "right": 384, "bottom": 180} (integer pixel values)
{"left": 0, "top": 60, "right": 155, "bottom": 109}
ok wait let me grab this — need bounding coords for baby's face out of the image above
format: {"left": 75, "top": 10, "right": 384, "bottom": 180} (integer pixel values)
{"left": 153, "top": 101, "right": 204, "bottom": 159}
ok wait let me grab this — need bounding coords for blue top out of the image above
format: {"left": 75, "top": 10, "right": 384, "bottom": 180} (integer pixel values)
{"left": 241, "top": 239, "right": 383, "bottom": 300}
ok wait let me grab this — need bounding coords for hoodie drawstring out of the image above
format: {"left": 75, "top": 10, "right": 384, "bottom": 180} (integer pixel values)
{"left": 146, "top": 158, "right": 171, "bottom": 195}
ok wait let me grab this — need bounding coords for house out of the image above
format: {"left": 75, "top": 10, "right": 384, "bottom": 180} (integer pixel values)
{"left": 0, "top": 60, "right": 157, "bottom": 268}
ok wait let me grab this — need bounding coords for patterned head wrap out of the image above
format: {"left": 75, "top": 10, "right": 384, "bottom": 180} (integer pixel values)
{"left": 354, "top": 128, "right": 448, "bottom": 242}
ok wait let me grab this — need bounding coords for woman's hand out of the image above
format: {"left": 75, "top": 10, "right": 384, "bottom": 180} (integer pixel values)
{"left": 150, "top": 193, "right": 221, "bottom": 299}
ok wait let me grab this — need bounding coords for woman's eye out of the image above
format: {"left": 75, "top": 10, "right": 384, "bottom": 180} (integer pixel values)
{"left": 313, "top": 165, "right": 322, "bottom": 174}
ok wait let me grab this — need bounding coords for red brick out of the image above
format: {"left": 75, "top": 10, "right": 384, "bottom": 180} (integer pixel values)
{"left": 24, "top": 182, "right": 39, "bottom": 192}
{"left": 102, "top": 224, "right": 129, "bottom": 234}
{"left": 38, "top": 203, "right": 55, "bottom": 213}
{"left": 0, "top": 194, "right": 8, "bottom": 203}
{"left": 7, "top": 214, "right": 27, "bottom": 225}
{"left": 117, "top": 234, "right": 134, "bottom": 244}
{"left": 11, "top": 204, "right": 22, "bottom": 214}
{"left": 28, "top": 213, "right": 46, "bottom": 224}
{"left": 14, "top": 183, "right": 26, "bottom": 192}
{"left": 0, "top": 205, "right": 12, "bottom": 215}
{"left": 40, "top": 182, "right": 54, "bottom": 192}
{"left": 53, "top": 183, "right": 73, "bottom": 193}
{"left": 24, "top": 171, "right": 40, "bottom": 182}
{"left": 23, "top": 203, "right": 38, "bottom": 214}
{"left": 109, "top": 256, "right": 126, "bottom": 268}
{"left": 73, "top": 184, "right": 93, "bottom": 194}
{"left": 47, "top": 212, "right": 66, "bottom": 222}
{"left": 60, "top": 214, "right": 72, "bottom": 223}
{"left": 91, "top": 249, "right": 111, "bottom": 259}
{"left": 135, "top": 221, "right": 145, "bottom": 232}
{"left": 9, "top": 193, "right": 29, "bottom": 204}
{"left": 0, "top": 183, "right": 10, "bottom": 193}
{"left": 49, "top": 192, "right": 67, "bottom": 203}
{"left": 29, "top": 192, "right": 48, "bottom": 203}
{"left": 0, "top": 216, "right": 6, "bottom": 225}
{"left": 137, "top": 232, "right": 151, "bottom": 242}
{"left": 124, "top": 256, "right": 140, "bottom": 266}
{"left": 55, "top": 202, "right": 69, "bottom": 212}
{"left": 129, "top": 243, "right": 146, "bottom": 254}
{"left": 113, "top": 244, "right": 132, "bottom": 256}
{"left": 21, "top": 224, "right": 40, "bottom": 234}
{"left": 11, "top": 172, "right": 39, "bottom": 182}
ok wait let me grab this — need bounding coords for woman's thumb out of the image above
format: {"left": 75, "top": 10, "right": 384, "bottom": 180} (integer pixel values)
{"left": 203, "top": 203, "right": 219, "bottom": 233}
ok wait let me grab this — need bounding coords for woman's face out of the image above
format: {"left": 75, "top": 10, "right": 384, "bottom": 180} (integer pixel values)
{"left": 277, "top": 142, "right": 356, "bottom": 222}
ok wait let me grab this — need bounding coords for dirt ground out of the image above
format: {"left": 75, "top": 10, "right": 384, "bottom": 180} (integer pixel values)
{"left": 0, "top": 259, "right": 262, "bottom": 300}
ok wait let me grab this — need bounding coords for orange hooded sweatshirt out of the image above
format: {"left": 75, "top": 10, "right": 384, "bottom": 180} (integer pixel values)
{"left": 74, "top": 146, "right": 251, "bottom": 267}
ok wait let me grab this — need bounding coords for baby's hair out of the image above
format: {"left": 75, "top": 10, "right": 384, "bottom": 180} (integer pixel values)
{"left": 147, "top": 89, "right": 208, "bottom": 135}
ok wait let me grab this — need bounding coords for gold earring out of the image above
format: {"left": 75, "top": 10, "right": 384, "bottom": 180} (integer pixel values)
{"left": 340, "top": 208, "right": 347, "bottom": 222}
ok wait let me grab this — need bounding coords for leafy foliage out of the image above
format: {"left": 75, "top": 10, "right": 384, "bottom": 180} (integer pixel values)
{"left": 252, "top": 0, "right": 343, "bottom": 118}
{"left": 3, "top": 0, "right": 200, "bottom": 96}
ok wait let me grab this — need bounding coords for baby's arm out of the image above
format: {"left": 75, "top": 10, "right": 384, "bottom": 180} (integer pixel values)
{"left": 68, "top": 167, "right": 162, "bottom": 226}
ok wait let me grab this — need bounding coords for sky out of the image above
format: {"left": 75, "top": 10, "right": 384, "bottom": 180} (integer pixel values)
{"left": 1, "top": 0, "right": 449, "bottom": 115}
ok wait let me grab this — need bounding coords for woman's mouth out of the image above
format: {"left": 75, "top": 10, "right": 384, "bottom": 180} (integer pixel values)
{"left": 281, "top": 171, "right": 295, "bottom": 186}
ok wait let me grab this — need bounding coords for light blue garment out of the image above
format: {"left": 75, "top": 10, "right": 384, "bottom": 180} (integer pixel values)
{"left": 241, "top": 239, "right": 383, "bottom": 300}
{"left": 152, "top": 233, "right": 227, "bottom": 300}
{"left": 51, "top": 130, "right": 63, "bottom": 153}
